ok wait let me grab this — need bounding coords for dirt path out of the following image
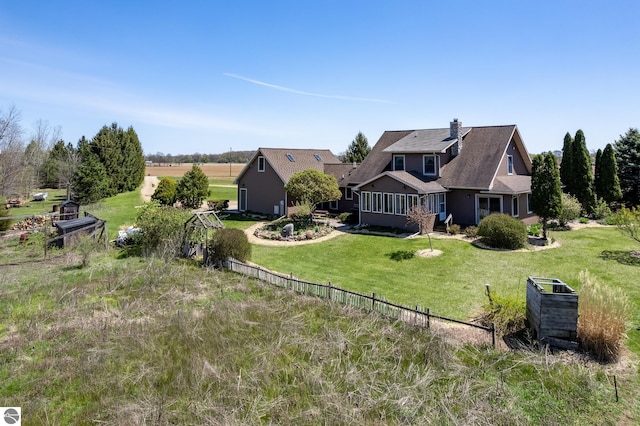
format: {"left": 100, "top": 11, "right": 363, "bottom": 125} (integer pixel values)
{"left": 141, "top": 176, "right": 160, "bottom": 202}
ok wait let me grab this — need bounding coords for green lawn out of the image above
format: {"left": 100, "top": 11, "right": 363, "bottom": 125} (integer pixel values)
{"left": 5, "top": 188, "right": 68, "bottom": 217}
{"left": 208, "top": 179, "right": 237, "bottom": 201}
{"left": 251, "top": 227, "right": 640, "bottom": 354}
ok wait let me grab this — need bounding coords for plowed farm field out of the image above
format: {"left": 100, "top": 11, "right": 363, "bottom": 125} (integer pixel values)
{"left": 145, "top": 163, "right": 244, "bottom": 179}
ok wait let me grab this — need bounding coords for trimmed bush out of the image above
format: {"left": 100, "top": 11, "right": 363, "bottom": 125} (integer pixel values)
{"left": 207, "top": 228, "right": 251, "bottom": 266}
{"left": 477, "top": 213, "right": 527, "bottom": 249}
{"left": 447, "top": 224, "right": 461, "bottom": 235}
{"left": 151, "top": 177, "right": 177, "bottom": 205}
{"left": 463, "top": 225, "right": 478, "bottom": 238}
{"left": 558, "top": 193, "right": 581, "bottom": 226}
{"left": 577, "top": 270, "right": 631, "bottom": 362}
{"left": 338, "top": 212, "right": 356, "bottom": 224}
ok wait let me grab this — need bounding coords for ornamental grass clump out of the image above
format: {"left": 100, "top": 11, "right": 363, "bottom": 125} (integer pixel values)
{"left": 577, "top": 270, "right": 631, "bottom": 362}
{"left": 477, "top": 213, "right": 527, "bottom": 250}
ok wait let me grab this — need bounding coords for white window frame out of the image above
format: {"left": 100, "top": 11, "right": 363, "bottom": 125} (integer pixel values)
{"left": 393, "top": 155, "right": 405, "bottom": 171}
{"left": 423, "top": 155, "right": 437, "bottom": 176}
{"left": 361, "top": 191, "right": 371, "bottom": 212}
{"left": 345, "top": 187, "right": 353, "bottom": 200}
{"left": 330, "top": 200, "right": 338, "bottom": 210}
{"left": 257, "top": 156, "right": 265, "bottom": 172}
{"left": 527, "top": 193, "right": 533, "bottom": 214}
{"left": 407, "top": 194, "right": 419, "bottom": 212}
{"left": 507, "top": 155, "right": 514, "bottom": 175}
{"left": 512, "top": 195, "right": 519, "bottom": 217}
{"left": 383, "top": 193, "right": 394, "bottom": 214}
{"left": 395, "top": 193, "right": 406, "bottom": 216}
{"left": 372, "top": 192, "right": 383, "bottom": 213}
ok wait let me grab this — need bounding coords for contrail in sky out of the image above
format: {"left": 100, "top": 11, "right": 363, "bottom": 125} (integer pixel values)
{"left": 224, "top": 73, "right": 392, "bottom": 104}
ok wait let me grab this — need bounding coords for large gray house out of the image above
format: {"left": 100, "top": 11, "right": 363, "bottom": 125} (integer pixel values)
{"left": 236, "top": 119, "right": 538, "bottom": 230}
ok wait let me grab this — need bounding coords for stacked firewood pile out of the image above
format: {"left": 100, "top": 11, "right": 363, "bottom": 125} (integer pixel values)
{"left": 11, "top": 216, "right": 49, "bottom": 231}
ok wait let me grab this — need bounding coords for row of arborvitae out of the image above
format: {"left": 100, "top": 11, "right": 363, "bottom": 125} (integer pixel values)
{"left": 482, "top": 270, "right": 631, "bottom": 362}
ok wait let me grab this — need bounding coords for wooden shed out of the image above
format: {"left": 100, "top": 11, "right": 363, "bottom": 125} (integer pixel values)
{"left": 526, "top": 277, "right": 578, "bottom": 347}
{"left": 51, "top": 214, "right": 106, "bottom": 249}
{"left": 57, "top": 200, "right": 80, "bottom": 220}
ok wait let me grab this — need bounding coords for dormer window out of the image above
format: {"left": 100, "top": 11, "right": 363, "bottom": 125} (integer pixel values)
{"left": 258, "top": 156, "right": 265, "bottom": 172}
{"left": 314, "top": 154, "right": 322, "bottom": 162}
{"left": 507, "top": 155, "right": 514, "bottom": 175}
{"left": 393, "top": 155, "right": 405, "bottom": 171}
{"left": 423, "top": 155, "right": 437, "bottom": 176}
{"left": 286, "top": 153, "right": 295, "bottom": 162}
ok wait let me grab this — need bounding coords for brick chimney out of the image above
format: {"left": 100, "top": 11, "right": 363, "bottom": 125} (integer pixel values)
{"left": 450, "top": 118, "right": 463, "bottom": 156}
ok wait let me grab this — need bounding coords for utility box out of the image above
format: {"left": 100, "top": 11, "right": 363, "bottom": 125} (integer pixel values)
{"left": 526, "top": 277, "right": 578, "bottom": 346}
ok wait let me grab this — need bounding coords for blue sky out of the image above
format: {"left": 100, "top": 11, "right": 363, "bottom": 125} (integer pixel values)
{"left": 1, "top": 1, "right": 638, "bottom": 156}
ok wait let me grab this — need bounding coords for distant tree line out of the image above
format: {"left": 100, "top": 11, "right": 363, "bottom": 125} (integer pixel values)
{"left": 145, "top": 151, "right": 254, "bottom": 165}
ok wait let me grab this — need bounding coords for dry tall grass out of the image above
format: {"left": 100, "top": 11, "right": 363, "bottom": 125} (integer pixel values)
{"left": 577, "top": 270, "right": 632, "bottom": 362}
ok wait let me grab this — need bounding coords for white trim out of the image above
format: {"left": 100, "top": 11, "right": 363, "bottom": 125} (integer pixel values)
{"left": 329, "top": 200, "right": 338, "bottom": 210}
{"left": 361, "top": 191, "right": 371, "bottom": 212}
{"left": 407, "top": 194, "right": 419, "bottom": 212}
{"left": 475, "top": 194, "right": 503, "bottom": 224}
{"left": 394, "top": 193, "right": 406, "bottom": 215}
{"left": 257, "top": 156, "right": 265, "bottom": 172}
{"left": 527, "top": 193, "right": 533, "bottom": 214}
{"left": 507, "top": 155, "right": 514, "bottom": 175}
{"left": 383, "top": 192, "right": 394, "bottom": 214}
{"left": 372, "top": 192, "right": 383, "bottom": 213}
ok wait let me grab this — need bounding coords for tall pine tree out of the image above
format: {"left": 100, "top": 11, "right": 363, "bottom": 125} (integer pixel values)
{"left": 595, "top": 144, "right": 622, "bottom": 205}
{"left": 571, "top": 130, "right": 595, "bottom": 214}
{"left": 614, "top": 128, "right": 640, "bottom": 207}
{"left": 593, "top": 148, "right": 602, "bottom": 198}
{"left": 559, "top": 132, "right": 574, "bottom": 194}
{"left": 343, "top": 132, "right": 370, "bottom": 164}
{"left": 531, "top": 152, "right": 562, "bottom": 239}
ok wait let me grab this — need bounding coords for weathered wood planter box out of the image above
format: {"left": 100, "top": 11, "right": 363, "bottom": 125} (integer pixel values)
{"left": 526, "top": 277, "right": 578, "bottom": 347}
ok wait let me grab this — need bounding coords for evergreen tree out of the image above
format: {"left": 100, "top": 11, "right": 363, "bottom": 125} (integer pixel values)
{"left": 151, "top": 177, "right": 177, "bottom": 206}
{"left": 593, "top": 148, "right": 602, "bottom": 198}
{"left": 559, "top": 132, "right": 574, "bottom": 194}
{"left": 614, "top": 128, "right": 640, "bottom": 207}
{"left": 571, "top": 130, "right": 595, "bottom": 214}
{"left": 343, "top": 132, "right": 370, "bottom": 164}
{"left": 531, "top": 152, "right": 562, "bottom": 239}
{"left": 596, "top": 144, "right": 622, "bottom": 205}
{"left": 72, "top": 154, "right": 111, "bottom": 204}
{"left": 176, "top": 164, "right": 209, "bottom": 209}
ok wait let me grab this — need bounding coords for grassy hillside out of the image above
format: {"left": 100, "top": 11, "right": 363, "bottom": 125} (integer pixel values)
{"left": 0, "top": 251, "right": 637, "bottom": 424}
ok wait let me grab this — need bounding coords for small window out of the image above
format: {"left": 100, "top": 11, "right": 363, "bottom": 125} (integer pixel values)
{"left": 286, "top": 153, "right": 295, "bottom": 162}
{"left": 258, "top": 156, "right": 265, "bottom": 172}
{"left": 527, "top": 193, "right": 533, "bottom": 214}
{"left": 361, "top": 191, "right": 371, "bottom": 212}
{"left": 512, "top": 195, "right": 519, "bottom": 217}
{"left": 507, "top": 155, "right": 514, "bottom": 175}
{"left": 345, "top": 187, "right": 353, "bottom": 200}
{"left": 330, "top": 200, "right": 338, "bottom": 210}
{"left": 372, "top": 192, "right": 383, "bottom": 213}
{"left": 395, "top": 193, "right": 406, "bottom": 215}
{"left": 423, "top": 155, "right": 437, "bottom": 176}
{"left": 383, "top": 193, "right": 394, "bottom": 214}
{"left": 393, "top": 155, "right": 405, "bottom": 171}
{"left": 314, "top": 154, "right": 322, "bottom": 162}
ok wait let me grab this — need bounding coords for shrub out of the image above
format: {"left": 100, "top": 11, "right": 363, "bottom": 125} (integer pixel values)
{"left": 527, "top": 222, "right": 541, "bottom": 237}
{"left": 577, "top": 270, "right": 631, "bottom": 362}
{"left": 558, "top": 193, "right": 582, "bottom": 226}
{"left": 477, "top": 213, "right": 527, "bottom": 249}
{"left": 592, "top": 198, "right": 611, "bottom": 220}
{"left": 151, "top": 177, "right": 177, "bottom": 206}
{"left": 291, "top": 202, "right": 312, "bottom": 226}
{"left": 480, "top": 286, "right": 526, "bottom": 336}
{"left": 447, "top": 223, "right": 461, "bottom": 235}
{"left": 0, "top": 198, "right": 12, "bottom": 232}
{"left": 463, "top": 225, "right": 478, "bottom": 238}
{"left": 338, "top": 212, "right": 356, "bottom": 224}
{"left": 207, "top": 228, "right": 251, "bottom": 266}
{"left": 579, "top": 217, "right": 589, "bottom": 224}
{"left": 130, "top": 202, "right": 192, "bottom": 258}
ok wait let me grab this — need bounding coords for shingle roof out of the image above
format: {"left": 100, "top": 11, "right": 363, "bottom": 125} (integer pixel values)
{"left": 348, "top": 130, "right": 412, "bottom": 184}
{"left": 488, "top": 175, "right": 531, "bottom": 194}
{"left": 382, "top": 128, "right": 471, "bottom": 153}
{"left": 236, "top": 148, "right": 341, "bottom": 184}
{"left": 439, "top": 125, "right": 517, "bottom": 189}
{"left": 353, "top": 170, "right": 446, "bottom": 194}
{"left": 323, "top": 162, "right": 359, "bottom": 186}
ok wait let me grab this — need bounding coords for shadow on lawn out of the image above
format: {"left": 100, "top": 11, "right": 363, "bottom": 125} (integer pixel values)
{"left": 387, "top": 250, "right": 415, "bottom": 261}
{"left": 599, "top": 250, "right": 640, "bottom": 266}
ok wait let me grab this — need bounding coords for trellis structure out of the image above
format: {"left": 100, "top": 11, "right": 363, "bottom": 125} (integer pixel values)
{"left": 182, "top": 210, "right": 224, "bottom": 257}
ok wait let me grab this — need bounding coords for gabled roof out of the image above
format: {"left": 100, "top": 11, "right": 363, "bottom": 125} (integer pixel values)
{"left": 353, "top": 170, "right": 446, "bottom": 194}
{"left": 324, "top": 162, "right": 359, "bottom": 186}
{"left": 382, "top": 127, "right": 471, "bottom": 153}
{"left": 348, "top": 130, "right": 412, "bottom": 184}
{"left": 235, "top": 148, "right": 340, "bottom": 184}
{"left": 487, "top": 175, "right": 532, "bottom": 194}
{"left": 438, "top": 125, "right": 518, "bottom": 189}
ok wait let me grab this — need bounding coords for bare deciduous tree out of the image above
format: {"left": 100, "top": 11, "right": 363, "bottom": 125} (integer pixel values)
{"left": 407, "top": 206, "right": 436, "bottom": 251}
{"left": 0, "top": 105, "right": 25, "bottom": 197}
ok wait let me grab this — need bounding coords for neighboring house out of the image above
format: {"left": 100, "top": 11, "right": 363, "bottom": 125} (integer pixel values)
{"left": 349, "top": 119, "right": 537, "bottom": 230}
{"left": 234, "top": 148, "right": 348, "bottom": 216}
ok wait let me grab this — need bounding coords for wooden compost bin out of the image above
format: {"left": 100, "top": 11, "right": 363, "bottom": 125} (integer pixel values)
{"left": 526, "top": 277, "right": 578, "bottom": 346}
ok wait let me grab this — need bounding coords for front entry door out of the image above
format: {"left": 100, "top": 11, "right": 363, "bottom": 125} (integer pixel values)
{"left": 239, "top": 188, "right": 248, "bottom": 211}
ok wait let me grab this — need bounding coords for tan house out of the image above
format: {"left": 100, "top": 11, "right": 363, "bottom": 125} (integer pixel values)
{"left": 350, "top": 119, "right": 537, "bottom": 229}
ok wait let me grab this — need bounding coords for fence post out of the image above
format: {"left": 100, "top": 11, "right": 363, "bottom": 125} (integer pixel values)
{"left": 371, "top": 293, "right": 376, "bottom": 312}
{"left": 289, "top": 273, "right": 293, "bottom": 290}
{"left": 426, "top": 308, "right": 430, "bottom": 329}
{"left": 414, "top": 305, "right": 418, "bottom": 326}
{"left": 328, "top": 282, "right": 332, "bottom": 300}
{"left": 491, "top": 323, "right": 496, "bottom": 348}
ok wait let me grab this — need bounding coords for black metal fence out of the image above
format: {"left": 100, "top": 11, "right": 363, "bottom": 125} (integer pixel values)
{"left": 224, "top": 258, "right": 496, "bottom": 347}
